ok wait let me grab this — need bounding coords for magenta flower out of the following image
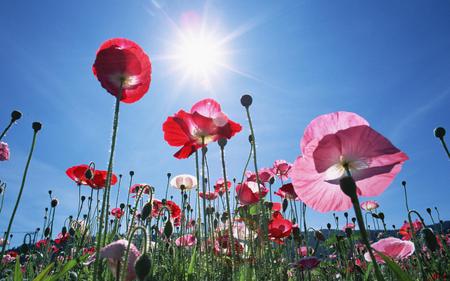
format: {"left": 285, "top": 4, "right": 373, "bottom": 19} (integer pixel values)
{"left": 0, "top": 142, "right": 10, "bottom": 161}
{"left": 291, "top": 256, "right": 321, "bottom": 270}
{"left": 360, "top": 200, "right": 379, "bottom": 211}
{"left": 274, "top": 183, "right": 298, "bottom": 200}
{"left": 246, "top": 168, "right": 274, "bottom": 183}
{"left": 175, "top": 234, "right": 197, "bottom": 248}
{"left": 100, "top": 239, "right": 140, "bottom": 281}
{"left": 271, "top": 160, "right": 292, "bottom": 181}
{"left": 291, "top": 112, "right": 408, "bottom": 212}
{"left": 364, "top": 237, "right": 415, "bottom": 263}
{"left": 343, "top": 223, "right": 355, "bottom": 231}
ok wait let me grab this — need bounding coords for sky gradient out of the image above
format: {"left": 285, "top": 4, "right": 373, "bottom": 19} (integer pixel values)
{"left": 1, "top": 0, "right": 449, "bottom": 246}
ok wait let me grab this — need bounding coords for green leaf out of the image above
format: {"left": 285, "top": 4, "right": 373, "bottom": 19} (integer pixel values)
{"left": 249, "top": 205, "right": 260, "bottom": 216}
{"left": 45, "top": 255, "right": 87, "bottom": 281}
{"left": 187, "top": 247, "right": 197, "bottom": 281}
{"left": 363, "top": 262, "right": 373, "bottom": 281}
{"left": 374, "top": 250, "right": 413, "bottom": 281}
{"left": 32, "top": 263, "right": 54, "bottom": 281}
{"left": 14, "top": 257, "right": 22, "bottom": 281}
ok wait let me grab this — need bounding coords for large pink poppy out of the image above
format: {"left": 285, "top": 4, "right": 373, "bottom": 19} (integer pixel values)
{"left": 162, "top": 99, "right": 242, "bottom": 159}
{"left": 291, "top": 112, "right": 408, "bottom": 212}
{"left": 364, "top": 237, "right": 415, "bottom": 263}
{"left": 93, "top": 38, "right": 151, "bottom": 103}
{"left": 236, "top": 181, "right": 268, "bottom": 205}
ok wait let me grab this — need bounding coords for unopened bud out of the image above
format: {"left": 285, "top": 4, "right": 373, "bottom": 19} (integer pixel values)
{"left": 134, "top": 253, "right": 151, "bottom": 280}
{"left": 240, "top": 94, "right": 253, "bottom": 107}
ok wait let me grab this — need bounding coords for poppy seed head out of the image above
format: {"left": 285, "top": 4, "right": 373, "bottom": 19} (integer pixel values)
{"left": 434, "top": 127, "right": 445, "bottom": 139}
{"left": 51, "top": 198, "right": 59, "bottom": 207}
{"left": 129, "top": 171, "right": 134, "bottom": 176}
{"left": 32, "top": 122, "right": 42, "bottom": 132}
{"left": 218, "top": 138, "right": 227, "bottom": 148}
{"left": 240, "top": 94, "right": 253, "bottom": 107}
{"left": 11, "top": 110, "right": 22, "bottom": 121}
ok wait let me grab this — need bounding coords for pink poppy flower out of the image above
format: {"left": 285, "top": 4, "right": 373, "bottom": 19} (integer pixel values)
{"left": 151, "top": 199, "right": 181, "bottom": 220}
{"left": 360, "top": 200, "right": 379, "bottom": 211}
{"left": 175, "top": 234, "right": 197, "bottom": 248}
{"left": 272, "top": 160, "right": 292, "bottom": 180}
{"left": 236, "top": 181, "right": 268, "bottom": 205}
{"left": 398, "top": 220, "right": 423, "bottom": 240}
{"left": 100, "top": 239, "right": 140, "bottom": 281}
{"left": 0, "top": 142, "right": 10, "bottom": 161}
{"left": 170, "top": 174, "right": 197, "bottom": 190}
{"left": 199, "top": 191, "right": 218, "bottom": 201}
{"left": 364, "top": 237, "right": 415, "bottom": 263}
{"left": 291, "top": 256, "right": 321, "bottom": 270}
{"left": 93, "top": 38, "right": 152, "bottom": 103}
{"left": 292, "top": 112, "right": 408, "bottom": 212}
{"left": 214, "top": 234, "right": 244, "bottom": 256}
{"left": 343, "top": 223, "right": 355, "bottom": 231}
{"left": 297, "top": 246, "right": 309, "bottom": 257}
{"left": 214, "top": 178, "right": 231, "bottom": 195}
{"left": 163, "top": 98, "right": 242, "bottom": 159}
{"left": 268, "top": 211, "right": 293, "bottom": 244}
{"left": 246, "top": 168, "right": 275, "bottom": 183}
{"left": 274, "top": 183, "right": 298, "bottom": 200}
{"left": 129, "top": 183, "right": 151, "bottom": 198}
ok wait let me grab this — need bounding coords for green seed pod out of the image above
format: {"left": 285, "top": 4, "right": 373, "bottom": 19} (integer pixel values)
{"left": 421, "top": 228, "right": 438, "bottom": 252}
{"left": 164, "top": 220, "right": 173, "bottom": 239}
{"left": 282, "top": 199, "right": 289, "bottom": 213}
{"left": 141, "top": 202, "right": 152, "bottom": 221}
{"left": 134, "top": 253, "right": 152, "bottom": 281}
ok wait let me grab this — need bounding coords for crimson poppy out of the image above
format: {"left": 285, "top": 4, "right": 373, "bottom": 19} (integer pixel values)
{"left": 163, "top": 98, "right": 242, "bottom": 159}
{"left": 151, "top": 199, "right": 181, "bottom": 220}
{"left": 66, "top": 164, "right": 92, "bottom": 185}
{"left": 274, "top": 183, "right": 298, "bottom": 200}
{"left": 93, "top": 38, "right": 152, "bottom": 103}
{"left": 88, "top": 170, "right": 118, "bottom": 189}
{"left": 268, "top": 211, "right": 293, "bottom": 244}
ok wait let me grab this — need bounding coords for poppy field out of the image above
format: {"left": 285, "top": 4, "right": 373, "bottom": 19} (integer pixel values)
{"left": 1, "top": 2, "right": 450, "bottom": 281}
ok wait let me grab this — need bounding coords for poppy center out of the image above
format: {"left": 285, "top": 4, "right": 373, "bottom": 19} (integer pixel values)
{"left": 323, "top": 155, "right": 370, "bottom": 181}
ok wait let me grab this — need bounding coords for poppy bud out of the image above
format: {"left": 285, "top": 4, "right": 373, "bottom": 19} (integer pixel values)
{"left": 83, "top": 214, "right": 87, "bottom": 219}
{"left": 372, "top": 213, "right": 379, "bottom": 219}
{"left": 434, "top": 127, "right": 446, "bottom": 139}
{"left": 51, "top": 198, "right": 59, "bottom": 208}
{"left": 218, "top": 138, "right": 227, "bottom": 148}
{"left": 345, "top": 227, "right": 352, "bottom": 238}
{"left": 0, "top": 186, "right": 3, "bottom": 194}
{"left": 161, "top": 199, "right": 167, "bottom": 205}
{"left": 183, "top": 193, "right": 188, "bottom": 200}
{"left": 32, "top": 121, "right": 42, "bottom": 132}
{"left": 62, "top": 226, "right": 67, "bottom": 235}
{"left": 11, "top": 110, "right": 22, "bottom": 121}
{"left": 339, "top": 176, "right": 357, "bottom": 199}
{"left": 421, "top": 228, "right": 438, "bottom": 251}
{"left": 84, "top": 169, "right": 94, "bottom": 180}
{"left": 134, "top": 253, "right": 151, "bottom": 280}
{"left": 269, "top": 177, "right": 275, "bottom": 185}
{"left": 327, "top": 223, "right": 331, "bottom": 230}
{"left": 68, "top": 271, "right": 78, "bottom": 281}
{"left": 426, "top": 208, "right": 432, "bottom": 214}
{"left": 378, "top": 212, "right": 385, "bottom": 220}
{"left": 129, "top": 171, "right": 134, "bottom": 176}
{"left": 401, "top": 181, "right": 406, "bottom": 187}
{"left": 392, "top": 225, "right": 396, "bottom": 230}
{"left": 164, "top": 220, "right": 173, "bottom": 238}
{"left": 248, "top": 135, "right": 254, "bottom": 143}
{"left": 213, "top": 218, "right": 219, "bottom": 229}
{"left": 44, "top": 227, "right": 50, "bottom": 237}
{"left": 45, "top": 207, "right": 48, "bottom": 212}
{"left": 48, "top": 190, "right": 52, "bottom": 195}
{"left": 315, "top": 230, "right": 325, "bottom": 242}
{"left": 81, "top": 196, "right": 86, "bottom": 202}
{"left": 221, "top": 212, "right": 229, "bottom": 223}
{"left": 240, "top": 94, "right": 253, "bottom": 107}
{"left": 282, "top": 199, "right": 289, "bottom": 213}
{"left": 351, "top": 217, "right": 356, "bottom": 224}
{"left": 141, "top": 203, "right": 151, "bottom": 221}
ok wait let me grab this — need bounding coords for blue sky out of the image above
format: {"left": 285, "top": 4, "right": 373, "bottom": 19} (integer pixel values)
{"left": 1, "top": 0, "right": 449, "bottom": 246}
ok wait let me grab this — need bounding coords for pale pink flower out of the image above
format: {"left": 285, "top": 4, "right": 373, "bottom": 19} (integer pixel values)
{"left": 170, "top": 174, "right": 197, "bottom": 190}
{"left": 100, "top": 239, "right": 140, "bottom": 281}
{"left": 292, "top": 112, "right": 408, "bottom": 212}
{"left": 360, "top": 200, "right": 379, "bottom": 211}
{"left": 175, "top": 234, "right": 197, "bottom": 248}
{"left": 0, "top": 142, "right": 10, "bottom": 161}
{"left": 364, "top": 237, "right": 415, "bottom": 263}
{"left": 272, "top": 160, "right": 292, "bottom": 180}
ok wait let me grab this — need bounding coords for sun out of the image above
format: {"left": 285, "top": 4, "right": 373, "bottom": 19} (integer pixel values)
{"left": 170, "top": 29, "right": 227, "bottom": 89}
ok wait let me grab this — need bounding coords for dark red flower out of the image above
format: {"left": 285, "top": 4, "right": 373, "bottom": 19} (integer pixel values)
{"left": 151, "top": 199, "right": 181, "bottom": 220}
{"left": 236, "top": 181, "right": 268, "bottom": 205}
{"left": 268, "top": 211, "right": 293, "bottom": 244}
{"left": 163, "top": 99, "right": 242, "bottom": 159}
{"left": 93, "top": 38, "right": 152, "bottom": 103}
{"left": 274, "top": 183, "right": 298, "bottom": 200}
{"left": 66, "top": 164, "right": 92, "bottom": 185}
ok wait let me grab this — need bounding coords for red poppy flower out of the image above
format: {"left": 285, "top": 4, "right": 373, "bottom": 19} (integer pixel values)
{"left": 398, "top": 220, "right": 423, "bottom": 240}
{"left": 271, "top": 202, "right": 282, "bottom": 212}
{"left": 66, "top": 164, "right": 92, "bottom": 185}
{"left": 93, "top": 38, "right": 152, "bottom": 103}
{"left": 268, "top": 211, "right": 293, "bottom": 244}
{"left": 163, "top": 98, "right": 242, "bottom": 159}
{"left": 199, "top": 191, "right": 218, "bottom": 201}
{"left": 87, "top": 170, "right": 118, "bottom": 189}
{"left": 55, "top": 232, "right": 70, "bottom": 245}
{"left": 35, "top": 239, "right": 48, "bottom": 249}
{"left": 151, "top": 199, "right": 181, "bottom": 219}
{"left": 236, "top": 181, "right": 268, "bottom": 205}
{"left": 111, "top": 207, "right": 124, "bottom": 219}
{"left": 274, "top": 183, "right": 298, "bottom": 200}
{"left": 246, "top": 168, "right": 274, "bottom": 183}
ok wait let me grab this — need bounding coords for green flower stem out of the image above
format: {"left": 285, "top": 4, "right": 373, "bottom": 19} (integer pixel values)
{"left": 115, "top": 174, "right": 122, "bottom": 208}
{"left": 125, "top": 172, "right": 134, "bottom": 231}
{"left": 200, "top": 138, "right": 208, "bottom": 249}
{"left": 0, "top": 120, "right": 14, "bottom": 142}
{"left": 219, "top": 141, "right": 236, "bottom": 274}
{"left": 121, "top": 226, "right": 148, "bottom": 281}
{"left": 407, "top": 210, "right": 428, "bottom": 281}
{"left": 95, "top": 84, "right": 122, "bottom": 281}
{"left": 0, "top": 124, "right": 40, "bottom": 261}
{"left": 127, "top": 186, "right": 146, "bottom": 239}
